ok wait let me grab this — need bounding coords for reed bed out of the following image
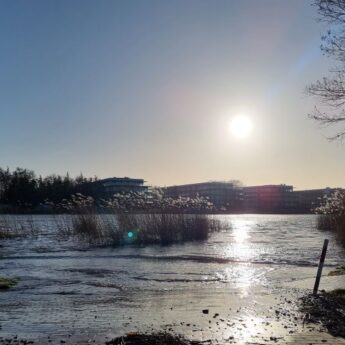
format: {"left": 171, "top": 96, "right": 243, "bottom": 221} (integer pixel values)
{"left": 315, "top": 190, "right": 345, "bottom": 244}
{"left": 317, "top": 214, "right": 345, "bottom": 243}
{"left": 61, "top": 212, "right": 221, "bottom": 246}
{"left": 0, "top": 192, "right": 220, "bottom": 246}
{"left": 0, "top": 214, "right": 39, "bottom": 239}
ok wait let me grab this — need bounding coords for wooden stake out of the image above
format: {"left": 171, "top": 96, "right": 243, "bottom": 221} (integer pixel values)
{"left": 313, "top": 239, "right": 329, "bottom": 295}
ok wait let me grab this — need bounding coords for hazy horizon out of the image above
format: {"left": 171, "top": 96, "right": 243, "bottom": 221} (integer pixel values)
{"left": 1, "top": 0, "right": 344, "bottom": 190}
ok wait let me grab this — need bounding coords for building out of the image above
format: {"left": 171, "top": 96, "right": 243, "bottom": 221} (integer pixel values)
{"left": 243, "top": 184, "right": 294, "bottom": 213}
{"left": 293, "top": 188, "right": 341, "bottom": 213}
{"left": 100, "top": 177, "right": 148, "bottom": 195}
{"left": 99, "top": 177, "right": 343, "bottom": 213}
{"left": 165, "top": 181, "right": 243, "bottom": 210}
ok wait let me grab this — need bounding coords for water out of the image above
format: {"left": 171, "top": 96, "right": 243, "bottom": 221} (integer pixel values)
{"left": 1, "top": 214, "right": 345, "bottom": 341}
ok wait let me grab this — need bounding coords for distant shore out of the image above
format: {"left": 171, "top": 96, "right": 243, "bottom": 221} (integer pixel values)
{"left": 0, "top": 206, "right": 314, "bottom": 215}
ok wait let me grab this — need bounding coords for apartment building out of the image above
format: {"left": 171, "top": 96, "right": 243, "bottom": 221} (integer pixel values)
{"left": 100, "top": 177, "right": 148, "bottom": 194}
{"left": 165, "top": 181, "right": 243, "bottom": 210}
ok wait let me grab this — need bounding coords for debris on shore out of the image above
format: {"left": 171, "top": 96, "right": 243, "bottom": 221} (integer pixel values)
{"left": 105, "top": 332, "right": 210, "bottom": 345}
{"left": 328, "top": 265, "right": 345, "bottom": 276}
{"left": 300, "top": 289, "right": 345, "bottom": 338}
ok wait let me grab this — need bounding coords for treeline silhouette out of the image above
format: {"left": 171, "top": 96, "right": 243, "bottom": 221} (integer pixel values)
{"left": 0, "top": 167, "right": 106, "bottom": 210}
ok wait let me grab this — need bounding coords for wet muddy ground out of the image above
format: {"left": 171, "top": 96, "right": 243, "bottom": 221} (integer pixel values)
{"left": 1, "top": 267, "right": 345, "bottom": 344}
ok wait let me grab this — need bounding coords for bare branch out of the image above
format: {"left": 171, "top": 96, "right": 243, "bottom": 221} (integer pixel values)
{"left": 309, "top": 107, "right": 345, "bottom": 140}
{"left": 315, "top": 0, "right": 345, "bottom": 24}
{"left": 307, "top": 76, "right": 345, "bottom": 107}
{"left": 308, "top": 1, "right": 345, "bottom": 140}
{"left": 309, "top": 108, "right": 345, "bottom": 123}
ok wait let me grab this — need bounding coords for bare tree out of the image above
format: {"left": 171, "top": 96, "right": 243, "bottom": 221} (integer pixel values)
{"left": 308, "top": 0, "right": 345, "bottom": 140}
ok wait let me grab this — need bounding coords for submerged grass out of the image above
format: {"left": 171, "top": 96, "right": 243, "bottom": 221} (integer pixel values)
{"left": 118, "top": 213, "right": 217, "bottom": 245}
{"left": 0, "top": 229, "right": 13, "bottom": 239}
{"left": 317, "top": 214, "right": 345, "bottom": 243}
{"left": 0, "top": 214, "right": 15, "bottom": 239}
{"left": 58, "top": 212, "right": 222, "bottom": 246}
{"left": 0, "top": 214, "right": 40, "bottom": 239}
{"left": 317, "top": 214, "right": 336, "bottom": 231}
{"left": 0, "top": 276, "right": 17, "bottom": 289}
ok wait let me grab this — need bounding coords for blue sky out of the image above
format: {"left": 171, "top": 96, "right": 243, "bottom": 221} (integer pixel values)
{"left": 0, "top": 0, "right": 343, "bottom": 189}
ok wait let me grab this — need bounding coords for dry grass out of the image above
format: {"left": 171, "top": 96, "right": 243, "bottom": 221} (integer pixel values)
{"left": 118, "top": 213, "right": 213, "bottom": 244}
{"left": 317, "top": 214, "right": 345, "bottom": 243}
{"left": 63, "top": 213, "right": 119, "bottom": 245}
{"left": 0, "top": 215, "right": 39, "bottom": 239}
{"left": 62, "top": 212, "right": 221, "bottom": 246}
{"left": 1, "top": 212, "right": 221, "bottom": 246}
{"left": 317, "top": 214, "right": 335, "bottom": 230}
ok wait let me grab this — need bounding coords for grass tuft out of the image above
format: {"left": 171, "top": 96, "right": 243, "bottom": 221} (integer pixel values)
{"left": 317, "top": 214, "right": 345, "bottom": 243}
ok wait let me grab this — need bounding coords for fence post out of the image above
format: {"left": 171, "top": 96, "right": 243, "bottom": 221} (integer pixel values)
{"left": 313, "top": 239, "right": 329, "bottom": 295}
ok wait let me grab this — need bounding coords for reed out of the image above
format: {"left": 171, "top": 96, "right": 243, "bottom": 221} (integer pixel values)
{"left": 315, "top": 191, "right": 345, "bottom": 244}
{"left": 317, "top": 214, "right": 345, "bottom": 243}
{"left": 0, "top": 214, "right": 39, "bottom": 239}
{"left": 317, "top": 214, "right": 336, "bottom": 231}
{"left": 53, "top": 192, "right": 219, "bottom": 246}
{"left": 118, "top": 213, "right": 218, "bottom": 245}
{"left": 60, "top": 212, "right": 220, "bottom": 246}
{"left": 0, "top": 215, "right": 13, "bottom": 239}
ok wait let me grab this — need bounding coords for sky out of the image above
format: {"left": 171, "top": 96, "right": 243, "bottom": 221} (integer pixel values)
{"left": 0, "top": 0, "right": 344, "bottom": 189}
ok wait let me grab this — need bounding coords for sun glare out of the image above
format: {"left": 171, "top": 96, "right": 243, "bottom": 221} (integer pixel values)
{"left": 230, "top": 115, "right": 253, "bottom": 139}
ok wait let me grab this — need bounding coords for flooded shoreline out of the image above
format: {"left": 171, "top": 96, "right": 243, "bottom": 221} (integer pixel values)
{"left": 1, "top": 214, "right": 345, "bottom": 344}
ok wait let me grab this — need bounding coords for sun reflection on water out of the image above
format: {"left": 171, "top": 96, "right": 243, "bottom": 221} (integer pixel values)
{"left": 221, "top": 218, "right": 255, "bottom": 261}
{"left": 218, "top": 218, "right": 270, "bottom": 293}
{"left": 232, "top": 219, "right": 252, "bottom": 243}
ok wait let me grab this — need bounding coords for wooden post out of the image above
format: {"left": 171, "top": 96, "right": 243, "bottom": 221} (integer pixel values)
{"left": 313, "top": 239, "right": 329, "bottom": 295}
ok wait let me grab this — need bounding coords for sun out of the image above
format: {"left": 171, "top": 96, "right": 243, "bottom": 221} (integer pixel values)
{"left": 230, "top": 115, "right": 253, "bottom": 139}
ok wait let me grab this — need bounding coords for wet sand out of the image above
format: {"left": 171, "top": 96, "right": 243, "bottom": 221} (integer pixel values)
{"left": 1, "top": 269, "right": 345, "bottom": 345}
